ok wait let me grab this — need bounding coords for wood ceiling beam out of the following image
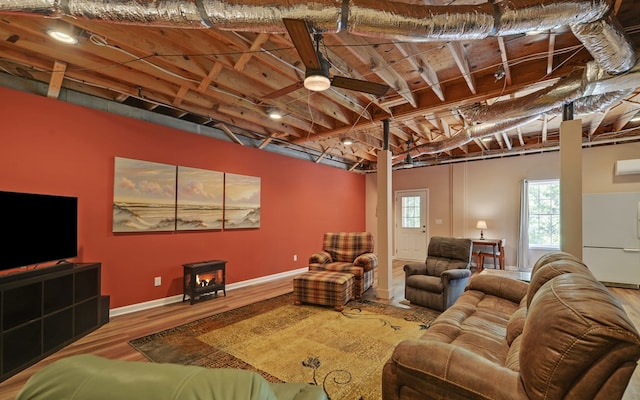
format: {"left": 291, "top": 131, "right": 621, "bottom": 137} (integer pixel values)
{"left": 502, "top": 132, "right": 513, "bottom": 150}
{"left": 197, "top": 62, "right": 224, "bottom": 93}
{"left": 314, "top": 146, "right": 333, "bottom": 163}
{"left": 258, "top": 132, "right": 281, "bottom": 149}
{"left": 396, "top": 43, "right": 445, "bottom": 101}
{"left": 547, "top": 33, "right": 556, "bottom": 75}
{"left": 172, "top": 85, "right": 189, "bottom": 106}
{"left": 333, "top": 32, "right": 416, "bottom": 107}
{"left": 517, "top": 127, "right": 525, "bottom": 146}
{"left": 214, "top": 123, "right": 244, "bottom": 145}
{"left": 216, "top": 103, "right": 307, "bottom": 137}
{"left": 47, "top": 60, "right": 66, "bottom": 99}
{"left": 614, "top": 101, "right": 640, "bottom": 131}
{"left": 497, "top": 37, "right": 512, "bottom": 86}
{"left": 447, "top": 41, "right": 476, "bottom": 95}
{"left": 234, "top": 32, "right": 270, "bottom": 72}
{"left": 589, "top": 109, "right": 609, "bottom": 138}
{"left": 389, "top": 55, "right": 581, "bottom": 122}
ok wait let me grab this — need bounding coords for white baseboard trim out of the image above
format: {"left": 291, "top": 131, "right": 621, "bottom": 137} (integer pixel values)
{"left": 109, "top": 267, "right": 307, "bottom": 318}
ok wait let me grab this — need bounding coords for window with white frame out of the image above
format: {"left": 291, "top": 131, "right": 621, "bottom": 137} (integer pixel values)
{"left": 527, "top": 179, "right": 560, "bottom": 249}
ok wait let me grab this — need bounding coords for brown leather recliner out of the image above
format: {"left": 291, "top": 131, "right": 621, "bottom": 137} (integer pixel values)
{"left": 403, "top": 236, "right": 473, "bottom": 311}
{"left": 383, "top": 251, "right": 640, "bottom": 400}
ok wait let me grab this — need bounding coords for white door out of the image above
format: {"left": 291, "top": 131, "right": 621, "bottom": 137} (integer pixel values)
{"left": 395, "top": 190, "right": 429, "bottom": 260}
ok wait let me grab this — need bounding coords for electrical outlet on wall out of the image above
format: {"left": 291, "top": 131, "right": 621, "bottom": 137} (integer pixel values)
{"left": 293, "top": 254, "right": 298, "bottom": 261}
{"left": 154, "top": 276, "right": 161, "bottom": 286}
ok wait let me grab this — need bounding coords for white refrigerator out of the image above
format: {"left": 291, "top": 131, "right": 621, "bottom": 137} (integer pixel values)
{"left": 582, "top": 192, "right": 640, "bottom": 288}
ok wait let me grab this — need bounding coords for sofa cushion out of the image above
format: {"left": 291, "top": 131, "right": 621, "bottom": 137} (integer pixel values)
{"left": 506, "top": 306, "right": 527, "bottom": 345}
{"left": 423, "top": 287, "right": 520, "bottom": 365}
{"left": 505, "top": 335, "right": 522, "bottom": 371}
{"left": 529, "top": 251, "right": 586, "bottom": 278}
{"left": 406, "top": 275, "right": 443, "bottom": 293}
{"left": 520, "top": 273, "right": 640, "bottom": 399}
{"left": 526, "top": 259, "right": 591, "bottom": 308}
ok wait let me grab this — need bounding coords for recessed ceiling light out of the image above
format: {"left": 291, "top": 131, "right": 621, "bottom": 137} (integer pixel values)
{"left": 525, "top": 29, "right": 546, "bottom": 36}
{"left": 266, "top": 107, "right": 283, "bottom": 120}
{"left": 47, "top": 30, "right": 78, "bottom": 44}
{"left": 46, "top": 22, "right": 79, "bottom": 45}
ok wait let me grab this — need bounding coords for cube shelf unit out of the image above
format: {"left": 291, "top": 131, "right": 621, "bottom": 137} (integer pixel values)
{"left": 0, "top": 262, "right": 105, "bottom": 382}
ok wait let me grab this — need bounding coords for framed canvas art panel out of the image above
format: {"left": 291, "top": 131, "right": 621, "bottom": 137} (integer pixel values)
{"left": 176, "top": 166, "right": 224, "bottom": 231}
{"left": 224, "top": 173, "right": 261, "bottom": 229}
{"left": 113, "top": 157, "right": 177, "bottom": 233}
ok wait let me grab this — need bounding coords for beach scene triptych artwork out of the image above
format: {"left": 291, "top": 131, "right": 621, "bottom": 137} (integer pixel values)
{"left": 112, "top": 157, "right": 260, "bottom": 233}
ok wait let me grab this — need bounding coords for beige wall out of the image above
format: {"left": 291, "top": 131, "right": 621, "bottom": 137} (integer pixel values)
{"left": 366, "top": 141, "right": 640, "bottom": 268}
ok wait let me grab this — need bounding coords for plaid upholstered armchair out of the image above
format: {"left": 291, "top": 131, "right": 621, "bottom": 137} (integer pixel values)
{"left": 308, "top": 232, "right": 377, "bottom": 298}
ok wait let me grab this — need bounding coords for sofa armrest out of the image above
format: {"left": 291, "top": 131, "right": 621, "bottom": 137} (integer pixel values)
{"left": 353, "top": 253, "right": 377, "bottom": 271}
{"left": 309, "top": 251, "right": 332, "bottom": 264}
{"left": 441, "top": 268, "right": 471, "bottom": 281}
{"left": 384, "top": 340, "right": 524, "bottom": 400}
{"left": 404, "top": 262, "right": 427, "bottom": 277}
{"left": 466, "top": 274, "right": 528, "bottom": 304}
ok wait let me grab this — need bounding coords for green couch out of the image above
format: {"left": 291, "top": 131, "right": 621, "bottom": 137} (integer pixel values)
{"left": 17, "top": 354, "right": 327, "bottom": 400}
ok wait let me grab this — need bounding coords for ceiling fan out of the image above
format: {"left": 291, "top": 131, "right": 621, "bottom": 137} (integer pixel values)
{"left": 394, "top": 140, "right": 430, "bottom": 170}
{"left": 262, "top": 18, "right": 390, "bottom": 99}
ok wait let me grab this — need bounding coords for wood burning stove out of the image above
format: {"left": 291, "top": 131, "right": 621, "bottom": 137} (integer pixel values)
{"left": 182, "top": 260, "right": 226, "bottom": 305}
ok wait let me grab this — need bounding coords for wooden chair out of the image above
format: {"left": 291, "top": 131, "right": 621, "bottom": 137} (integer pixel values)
{"left": 477, "top": 238, "right": 506, "bottom": 271}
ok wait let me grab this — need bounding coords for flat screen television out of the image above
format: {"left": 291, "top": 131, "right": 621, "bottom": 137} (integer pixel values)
{"left": 0, "top": 190, "right": 78, "bottom": 271}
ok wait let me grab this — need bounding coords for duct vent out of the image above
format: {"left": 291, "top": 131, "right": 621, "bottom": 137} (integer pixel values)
{"left": 614, "top": 159, "right": 640, "bottom": 175}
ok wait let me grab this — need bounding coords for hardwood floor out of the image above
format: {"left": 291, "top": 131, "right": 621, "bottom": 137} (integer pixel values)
{"left": 1, "top": 260, "right": 639, "bottom": 399}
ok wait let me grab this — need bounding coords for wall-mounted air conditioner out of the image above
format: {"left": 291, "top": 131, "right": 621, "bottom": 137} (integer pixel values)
{"left": 614, "top": 159, "right": 640, "bottom": 176}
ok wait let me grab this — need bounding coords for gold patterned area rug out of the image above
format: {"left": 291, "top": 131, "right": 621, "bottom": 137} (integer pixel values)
{"left": 129, "top": 293, "right": 439, "bottom": 400}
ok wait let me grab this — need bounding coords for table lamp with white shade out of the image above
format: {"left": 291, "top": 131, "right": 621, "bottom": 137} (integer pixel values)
{"left": 476, "top": 220, "right": 488, "bottom": 239}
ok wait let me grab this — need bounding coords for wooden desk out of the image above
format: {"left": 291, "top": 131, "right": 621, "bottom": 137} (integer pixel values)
{"left": 471, "top": 238, "right": 502, "bottom": 270}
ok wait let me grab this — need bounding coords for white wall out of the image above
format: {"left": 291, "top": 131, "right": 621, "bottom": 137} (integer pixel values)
{"left": 366, "top": 141, "right": 640, "bottom": 268}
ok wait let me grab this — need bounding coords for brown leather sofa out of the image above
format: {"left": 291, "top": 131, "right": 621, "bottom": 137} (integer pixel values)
{"left": 383, "top": 251, "right": 640, "bottom": 400}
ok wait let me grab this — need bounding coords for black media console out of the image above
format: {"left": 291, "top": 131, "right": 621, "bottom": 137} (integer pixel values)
{"left": 0, "top": 262, "right": 105, "bottom": 382}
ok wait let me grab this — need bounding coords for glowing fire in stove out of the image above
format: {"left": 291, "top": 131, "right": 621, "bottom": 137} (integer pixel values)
{"left": 195, "top": 273, "right": 217, "bottom": 287}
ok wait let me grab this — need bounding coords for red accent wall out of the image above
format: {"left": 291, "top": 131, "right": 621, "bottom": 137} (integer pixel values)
{"left": 0, "top": 87, "right": 366, "bottom": 308}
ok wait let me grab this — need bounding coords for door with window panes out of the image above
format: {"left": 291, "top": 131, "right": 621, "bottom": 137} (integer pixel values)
{"left": 395, "top": 190, "right": 429, "bottom": 260}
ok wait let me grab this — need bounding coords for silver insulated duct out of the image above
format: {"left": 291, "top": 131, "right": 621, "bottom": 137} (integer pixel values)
{"left": 0, "top": 0, "right": 635, "bottom": 75}
{"left": 0, "top": 0, "right": 637, "bottom": 154}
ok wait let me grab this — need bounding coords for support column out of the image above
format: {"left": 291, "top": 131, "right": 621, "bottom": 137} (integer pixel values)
{"left": 560, "top": 118, "right": 582, "bottom": 258}
{"left": 376, "top": 120, "right": 393, "bottom": 299}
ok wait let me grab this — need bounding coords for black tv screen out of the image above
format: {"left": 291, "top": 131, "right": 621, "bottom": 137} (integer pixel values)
{"left": 0, "top": 190, "right": 78, "bottom": 270}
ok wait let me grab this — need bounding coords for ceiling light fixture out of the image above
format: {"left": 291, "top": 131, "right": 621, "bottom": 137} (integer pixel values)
{"left": 304, "top": 72, "right": 331, "bottom": 92}
{"left": 404, "top": 140, "right": 414, "bottom": 167}
{"left": 341, "top": 137, "right": 354, "bottom": 145}
{"left": 46, "top": 22, "right": 79, "bottom": 45}
{"left": 266, "top": 107, "right": 283, "bottom": 120}
{"left": 303, "top": 53, "right": 331, "bottom": 92}
{"left": 404, "top": 153, "right": 414, "bottom": 167}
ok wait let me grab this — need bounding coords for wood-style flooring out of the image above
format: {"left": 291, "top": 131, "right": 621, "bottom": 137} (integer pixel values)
{"left": 1, "top": 260, "right": 639, "bottom": 399}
